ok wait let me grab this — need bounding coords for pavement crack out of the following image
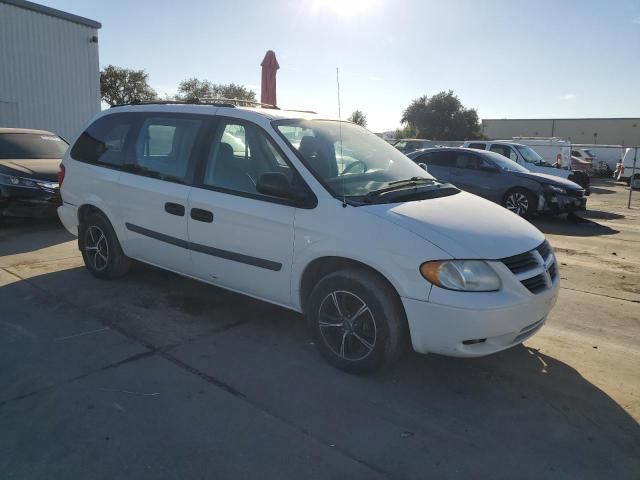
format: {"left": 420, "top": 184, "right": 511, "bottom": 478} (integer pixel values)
{"left": 0, "top": 350, "right": 156, "bottom": 408}
{"left": 560, "top": 286, "right": 640, "bottom": 304}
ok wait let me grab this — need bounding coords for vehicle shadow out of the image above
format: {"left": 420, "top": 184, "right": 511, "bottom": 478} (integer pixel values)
{"left": 2, "top": 265, "right": 639, "bottom": 478}
{"left": 0, "top": 217, "right": 74, "bottom": 257}
{"left": 531, "top": 214, "right": 619, "bottom": 237}
{"left": 589, "top": 186, "right": 617, "bottom": 195}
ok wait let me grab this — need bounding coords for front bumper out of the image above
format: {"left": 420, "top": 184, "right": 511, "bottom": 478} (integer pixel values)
{"left": 402, "top": 278, "right": 559, "bottom": 357}
{"left": 540, "top": 191, "right": 587, "bottom": 214}
{"left": 0, "top": 185, "right": 61, "bottom": 218}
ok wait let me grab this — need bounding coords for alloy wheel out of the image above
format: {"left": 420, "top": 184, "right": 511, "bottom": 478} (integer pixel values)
{"left": 84, "top": 225, "right": 109, "bottom": 271}
{"left": 318, "top": 290, "right": 377, "bottom": 361}
{"left": 505, "top": 192, "right": 529, "bottom": 216}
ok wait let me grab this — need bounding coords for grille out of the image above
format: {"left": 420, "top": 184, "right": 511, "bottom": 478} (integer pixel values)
{"left": 521, "top": 273, "right": 548, "bottom": 294}
{"left": 500, "top": 240, "right": 557, "bottom": 294}
{"left": 536, "top": 240, "right": 551, "bottom": 260}
{"left": 501, "top": 251, "right": 538, "bottom": 274}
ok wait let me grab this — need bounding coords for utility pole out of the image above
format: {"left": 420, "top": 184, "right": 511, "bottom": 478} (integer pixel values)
{"left": 628, "top": 147, "right": 638, "bottom": 209}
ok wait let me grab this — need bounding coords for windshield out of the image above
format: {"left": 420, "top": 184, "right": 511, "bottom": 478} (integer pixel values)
{"left": 0, "top": 133, "right": 68, "bottom": 159}
{"left": 515, "top": 145, "right": 552, "bottom": 167}
{"left": 483, "top": 150, "right": 530, "bottom": 173}
{"left": 275, "top": 120, "right": 435, "bottom": 199}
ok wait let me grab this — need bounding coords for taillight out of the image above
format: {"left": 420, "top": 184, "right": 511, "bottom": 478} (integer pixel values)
{"left": 58, "top": 163, "right": 66, "bottom": 186}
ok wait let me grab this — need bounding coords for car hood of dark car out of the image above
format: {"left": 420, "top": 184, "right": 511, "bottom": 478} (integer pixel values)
{"left": 513, "top": 171, "right": 582, "bottom": 190}
{"left": 0, "top": 158, "right": 61, "bottom": 182}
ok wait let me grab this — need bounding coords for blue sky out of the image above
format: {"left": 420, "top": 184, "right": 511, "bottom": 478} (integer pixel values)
{"left": 40, "top": 0, "right": 640, "bottom": 131}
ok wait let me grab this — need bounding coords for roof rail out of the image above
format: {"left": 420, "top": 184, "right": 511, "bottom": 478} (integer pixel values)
{"left": 110, "top": 99, "right": 236, "bottom": 108}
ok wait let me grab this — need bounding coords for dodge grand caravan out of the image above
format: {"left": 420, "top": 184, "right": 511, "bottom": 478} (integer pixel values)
{"left": 58, "top": 102, "right": 559, "bottom": 374}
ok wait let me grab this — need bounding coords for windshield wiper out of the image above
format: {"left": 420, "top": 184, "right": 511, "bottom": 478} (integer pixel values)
{"left": 363, "top": 177, "right": 437, "bottom": 203}
{"left": 387, "top": 176, "right": 433, "bottom": 186}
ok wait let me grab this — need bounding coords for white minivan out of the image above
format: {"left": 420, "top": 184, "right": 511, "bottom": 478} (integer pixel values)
{"left": 58, "top": 102, "right": 559, "bottom": 373}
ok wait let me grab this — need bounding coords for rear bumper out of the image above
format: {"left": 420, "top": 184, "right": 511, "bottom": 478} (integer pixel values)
{"left": 57, "top": 202, "right": 78, "bottom": 236}
{"left": 402, "top": 280, "right": 559, "bottom": 357}
{"left": 0, "top": 185, "right": 61, "bottom": 217}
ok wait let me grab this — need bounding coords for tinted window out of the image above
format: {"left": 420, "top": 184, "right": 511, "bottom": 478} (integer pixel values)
{"left": 490, "top": 144, "right": 518, "bottom": 161}
{"left": 132, "top": 116, "right": 202, "bottom": 182}
{"left": 418, "top": 151, "right": 450, "bottom": 167}
{"left": 467, "top": 142, "right": 486, "bottom": 150}
{"left": 571, "top": 150, "right": 580, "bottom": 157}
{"left": 71, "top": 114, "right": 135, "bottom": 166}
{"left": 453, "top": 152, "right": 481, "bottom": 169}
{"left": 203, "top": 121, "right": 292, "bottom": 195}
{"left": 0, "top": 133, "right": 68, "bottom": 159}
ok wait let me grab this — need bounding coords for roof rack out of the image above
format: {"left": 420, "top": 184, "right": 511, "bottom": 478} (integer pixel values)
{"left": 110, "top": 99, "right": 236, "bottom": 108}
{"left": 109, "top": 98, "right": 318, "bottom": 115}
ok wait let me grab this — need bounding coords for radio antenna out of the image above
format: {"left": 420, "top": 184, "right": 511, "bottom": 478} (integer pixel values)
{"left": 336, "top": 67, "right": 346, "bottom": 207}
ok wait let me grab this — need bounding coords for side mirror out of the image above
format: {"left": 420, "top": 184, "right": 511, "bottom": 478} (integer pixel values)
{"left": 418, "top": 163, "right": 428, "bottom": 172}
{"left": 256, "top": 172, "right": 314, "bottom": 207}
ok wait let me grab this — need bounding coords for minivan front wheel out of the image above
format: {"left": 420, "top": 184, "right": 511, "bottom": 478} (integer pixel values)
{"left": 307, "top": 268, "right": 407, "bottom": 374}
{"left": 503, "top": 188, "right": 535, "bottom": 217}
{"left": 79, "top": 213, "right": 131, "bottom": 279}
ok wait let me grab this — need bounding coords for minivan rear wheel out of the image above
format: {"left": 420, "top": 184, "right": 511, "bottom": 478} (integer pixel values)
{"left": 79, "top": 213, "right": 131, "bottom": 279}
{"left": 503, "top": 188, "right": 535, "bottom": 217}
{"left": 307, "top": 268, "right": 407, "bottom": 374}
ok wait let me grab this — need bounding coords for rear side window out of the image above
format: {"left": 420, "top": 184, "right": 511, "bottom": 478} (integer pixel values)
{"left": 467, "top": 143, "right": 486, "bottom": 150}
{"left": 132, "top": 116, "right": 203, "bottom": 183}
{"left": 71, "top": 114, "right": 135, "bottom": 167}
{"left": 490, "top": 144, "right": 518, "bottom": 161}
{"left": 418, "top": 151, "right": 449, "bottom": 166}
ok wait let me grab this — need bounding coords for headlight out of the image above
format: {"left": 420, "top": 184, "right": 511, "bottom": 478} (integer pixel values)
{"left": 420, "top": 260, "right": 501, "bottom": 292}
{"left": 545, "top": 184, "right": 567, "bottom": 194}
{"left": 0, "top": 173, "right": 39, "bottom": 188}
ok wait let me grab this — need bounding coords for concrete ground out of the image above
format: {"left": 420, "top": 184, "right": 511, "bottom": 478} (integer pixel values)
{"left": 1, "top": 178, "right": 638, "bottom": 479}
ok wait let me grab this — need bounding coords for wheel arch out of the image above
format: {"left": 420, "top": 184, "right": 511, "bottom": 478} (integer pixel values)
{"left": 298, "top": 256, "right": 404, "bottom": 315}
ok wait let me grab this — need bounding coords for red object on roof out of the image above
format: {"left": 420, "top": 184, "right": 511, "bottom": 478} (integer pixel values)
{"left": 261, "top": 50, "right": 280, "bottom": 107}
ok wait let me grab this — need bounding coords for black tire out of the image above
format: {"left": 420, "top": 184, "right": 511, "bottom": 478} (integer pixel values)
{"left": 79, "top": 212, "right": 131, "bottom": 279}
{"left": 307, "top": 268, "right": 407, "bottom": 375}
{"left": 503, "top": 188, "right": 536, "bottom": 218}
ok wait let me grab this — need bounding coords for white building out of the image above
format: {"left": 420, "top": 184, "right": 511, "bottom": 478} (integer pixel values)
{"left": 0, "top": 0, "right": 101, "bottom": 141}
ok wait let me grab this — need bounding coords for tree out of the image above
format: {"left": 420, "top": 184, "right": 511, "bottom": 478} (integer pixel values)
{"left": 399, "top": 91, "right": 482, "bottom": 140}
{"left": 348, "top": 110, "right": 367, "bottom": 127}
{"left": 100, "top": 65, "right": 157, "bottom": 105}
{"left": 176, "top": 78, "right": 257, "bottom": 104}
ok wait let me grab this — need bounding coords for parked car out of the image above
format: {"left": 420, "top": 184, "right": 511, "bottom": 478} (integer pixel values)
{"left": 393, "top": 138, "right": 431, "bottom": 154}
{"left": 0, "top": 128, "right": 67, "bottom": 218}
{"left": 408, "top": 147, "right": 586, "bottom": 217}
{"left": 571, "top": 148, "right": 596, "bottom": 164}
{"left": 462, "top": 140, "right": 591, "bottom": 193}
{"left": 58, "top": 102, "right": 559, "bottom": 373}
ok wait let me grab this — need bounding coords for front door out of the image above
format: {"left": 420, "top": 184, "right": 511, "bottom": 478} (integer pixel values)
{"left": 187, "top": 119, "right": 297, "bottom": 306}
{"left": 118, "top": 113, "right": 205, "bottom": 274}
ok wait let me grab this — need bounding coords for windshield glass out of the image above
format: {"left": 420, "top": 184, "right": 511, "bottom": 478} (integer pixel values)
{"left": 516, "top": 145, "right": 552, "bottom": 166}
{"left": 275, "top": 120, "right": 435, "bottom": 199}
{"left": 0, "top": 133, "right": 68, "bottom": 159}
{"left": 483, "top": 150, "right": 530, "bottom": 173}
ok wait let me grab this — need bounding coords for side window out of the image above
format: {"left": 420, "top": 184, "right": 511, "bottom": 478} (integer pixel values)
{"left": 467, "top": 143, "right": 486, "bottom": 150}
{"left": 419, "top": 151, "right": 448, "bottom": 166}
{"left": 132, "top": 116, "right": 202, "bottom": 182}
{"left": 453, "top": 153, "right": 480, "bottom": 169}
{"left": 203, "top": 121, "right": 292, "bottom": 195}
{"left": 490, "top": 144, "right": 517, "bottom": 161}
{"left": 571, "top": 150, "right": 580, "bottom": 157}
{"left": 70, "top": 114, "right": 135, "bottom": 166}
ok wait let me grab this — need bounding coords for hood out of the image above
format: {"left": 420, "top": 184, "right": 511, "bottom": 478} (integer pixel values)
{"left": 514, "top": 171, "right": 582, "bottom": 189}
{"left": 364, "top": 191, "right": 544, "bottom": 259}
{"left": 0, "top": 159, "right": 60, "bottom": 182}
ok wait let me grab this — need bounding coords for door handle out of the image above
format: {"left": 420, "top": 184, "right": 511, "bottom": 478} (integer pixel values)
{"left": 190, "top": 208, "right": 214, "bottom": 223}
{"left": 164, "top": 202, "right": 185, "bottom": 216}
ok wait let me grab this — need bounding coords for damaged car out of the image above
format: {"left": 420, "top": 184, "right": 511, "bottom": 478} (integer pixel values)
{"left": 409, "top": 147, "right": 586, "bottom": 217}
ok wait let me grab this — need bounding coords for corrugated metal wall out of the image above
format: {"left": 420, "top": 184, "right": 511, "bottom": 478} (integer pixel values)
{"left": 482, "top": 118, "right": 640, "bottom": 146}
{"left": 0, "top": 2, "right": 100, "bottom": 141}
